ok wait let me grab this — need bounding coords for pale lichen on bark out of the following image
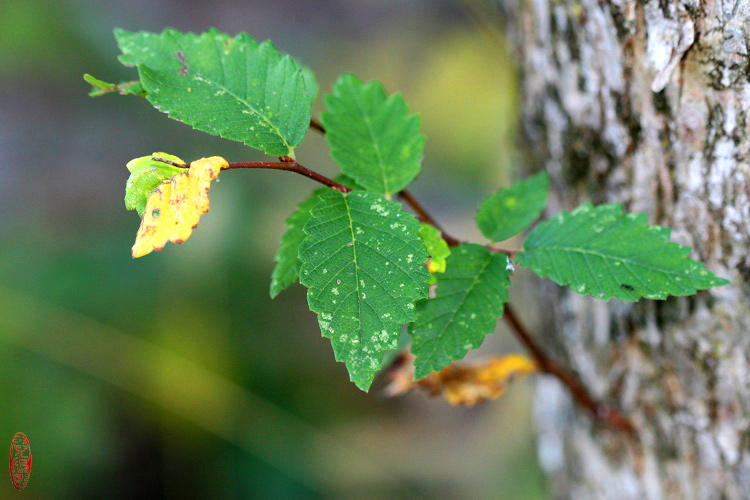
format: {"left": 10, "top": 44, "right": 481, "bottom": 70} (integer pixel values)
{"left": 499, "top": 0, "right": 750, "bottom": 498}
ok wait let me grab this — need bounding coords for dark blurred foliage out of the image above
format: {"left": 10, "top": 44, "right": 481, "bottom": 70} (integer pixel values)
{"left": 0, "top": 0, "right": 545, "bottom": 497}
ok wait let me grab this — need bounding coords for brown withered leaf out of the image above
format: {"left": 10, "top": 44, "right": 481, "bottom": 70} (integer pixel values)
{"left": 384, "top": 353, "right": 537, "bottom": 406}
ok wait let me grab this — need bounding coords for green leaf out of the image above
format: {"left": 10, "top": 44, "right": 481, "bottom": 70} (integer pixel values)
{"left": 298, "top": 190, "right": 430, "bottom": 390}
{"left": 84, "top": 73, "right": 145, "bottom": 97}
{"left": 321, "top": 74, "right": 425, "bottom": 197}
{"left": 419, "top": 223, "right": 451, "bottom": 284}
{"left": 515, "top": 202, "right": 730, "bottom": 301}
{"left": 270, "top": 187, "right": 327, "bottom": 298}
{"left": 476, "top": 172, "right": 549, "bottom": 242}
{"left": 125, "top": 153, "right": 185, "bottom": 217}
{"left": 408, "top": 244, "right": 512, "bottom": 379}
{"left": 115, "top": 28, "right": 312, "bottom": 157}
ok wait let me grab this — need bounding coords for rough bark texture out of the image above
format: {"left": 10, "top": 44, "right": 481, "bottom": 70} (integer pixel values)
{"left": 500, "top": 0, "right": 750, "bottom": 498}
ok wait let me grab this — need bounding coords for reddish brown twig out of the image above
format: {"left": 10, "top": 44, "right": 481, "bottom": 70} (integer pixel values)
{"left": 502, "top": 305, "right": 636, "bottom": 435}
{"left": 397, "top": 190, "right": 519, "bottom": 258}
{"left": 154, "top": 123, "right": 637, "bottom": 436}
{"left": 488, "top": 245, "right": 520, "bottom": 258}
{"left": 224, "top": 157, "right": 351, "bottom": 193}
{"left": 310, "top": 118, "right": 326, "bottom": 134}
{"left": 153, "top": 156, "right": 351, "bottom": 193}
{"left": 397, "top": 190, "right": 461, "bottom": 246}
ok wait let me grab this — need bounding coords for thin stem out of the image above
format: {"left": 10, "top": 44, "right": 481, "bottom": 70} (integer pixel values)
{"left": 310, "top": 118, "right": 326, "bottom": 134}
{"left": 397, "top": 190, "right": 519, "bottom": 257}
{"left": 502, "top": 304, "right": 636, "bottom": 435}
{"left": 488, "top": 245, "right": 520, "bottom": 258}
{"left": 310, "top": 112, "right": 519, "bottom": 256}
{"left": 153, "top": 156, "right": 350, "bottom": 193}
{"left": 226, "top": 158, "right": 351, "bottom": 193}
{"left": 397, "top": 190, "right": 461, "bottom": 246}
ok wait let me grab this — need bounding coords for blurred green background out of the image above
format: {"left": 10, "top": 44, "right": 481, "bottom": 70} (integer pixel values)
{"left": 0, "top": 0, "right": 547, "bottom": 497}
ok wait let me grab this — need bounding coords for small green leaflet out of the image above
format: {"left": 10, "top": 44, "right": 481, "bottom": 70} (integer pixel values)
{"left": 84, "top": 74, "right": 145, "bottom": 97}
{"left": 476, "top": 172, "right": 549, "bottom": 242}
{"left": 269, "top": 187, "right": 327, "bottom": 298}
{"left": 419, "top": 223, "right": 451, "bottom": 284}
{"left": 298, "top": 190, "right": 430, "bottom": 391}
{"left": 115, "top": 28, "right": 312, "bottom": 157}
{"left": 125, "top": 153, "right": 185, "bottom": 217}
{"left": 515, "top": 202, "right": 730, "bottom": 301}
{"left": 321, "top": 74, "right": 425, "bottom": 197}
{"left": 409, "top": 244, "right": 512, "bottom": 379}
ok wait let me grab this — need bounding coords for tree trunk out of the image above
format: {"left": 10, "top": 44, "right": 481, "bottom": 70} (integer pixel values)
{"left": 500, "top": 0, "right": 749, "bottom": 498}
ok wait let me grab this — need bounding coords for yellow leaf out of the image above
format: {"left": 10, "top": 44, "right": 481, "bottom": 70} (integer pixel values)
{"left": 132, "top": 156, "right": 227, "bottom": 258}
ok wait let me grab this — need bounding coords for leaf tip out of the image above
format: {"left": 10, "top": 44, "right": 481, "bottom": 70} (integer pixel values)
{"left": 712, "top": 276, "right": 731, "bottom": 287}
{"left": 353, "top": 379, "right": 374, "bottom": 392}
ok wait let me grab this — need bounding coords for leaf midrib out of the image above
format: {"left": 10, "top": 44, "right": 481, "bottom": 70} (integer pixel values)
{"left": 190, "top": 71, "right": 289, "bottom": 150}
{"left": 524, "top": 244, "right": 689, "bottom": 277}
{"left": 350, "top": 89, "right": 390, "bottom": 196}
{"left": 343, "top": 195, "right": 365, "bottom": 363}
{"left": 419, "top": 251, "right": 494, "bottom": 367}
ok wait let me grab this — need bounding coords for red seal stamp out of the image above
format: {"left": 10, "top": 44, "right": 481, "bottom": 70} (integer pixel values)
{"left": 9, "top": 432, "right": 31, "bottom": 491}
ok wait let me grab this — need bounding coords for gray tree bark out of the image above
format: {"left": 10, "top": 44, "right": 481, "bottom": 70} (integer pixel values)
{"left": 499, "top": 0, "right": 750, "bottom": 498}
